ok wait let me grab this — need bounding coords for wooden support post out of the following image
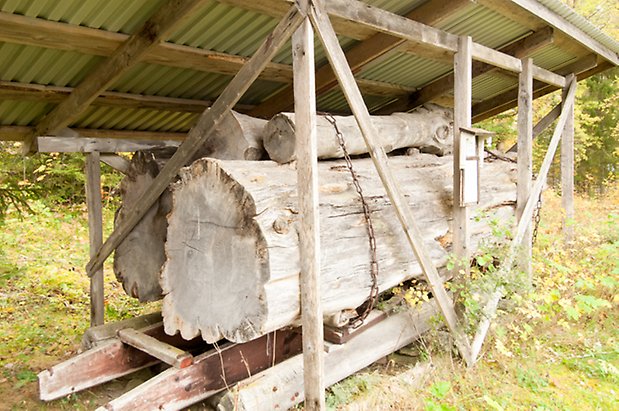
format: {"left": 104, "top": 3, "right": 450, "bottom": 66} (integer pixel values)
{"left": 293, "top": 14, "right": 325, "bottom": 410}
{"left": 561, "top": 74, "right": 575, "bottom": 244}
{"left": 453, "top": 36, "right": 472, "bottom": 271}
{"left": 517, "top": 58, "right": 533, "bottom": 281}
{"left": 470, "top": 76, "right": 578, "bottom": 362}
{"left": 309, "top": 3, "right": 472, "bottom": 366}
{"left": 85, "top": 152, "right": 104, "bottom": 326}
{"left": 86, "top": 6, "right": 303, "bottom": 275}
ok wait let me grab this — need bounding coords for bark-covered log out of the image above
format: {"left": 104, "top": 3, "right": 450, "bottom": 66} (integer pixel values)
{"left": 113, "top": 111, "right": 267, "bottom": 302}
{"left": 161, "top": 154, "right": 517, "bottom": 342}
{"left": 263, "top": 104, "right": 453, "bottom": 163}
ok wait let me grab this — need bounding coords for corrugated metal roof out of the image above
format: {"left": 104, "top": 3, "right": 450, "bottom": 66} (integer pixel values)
{"left": 0, "top": 0, "right": 616, "bottom": 137}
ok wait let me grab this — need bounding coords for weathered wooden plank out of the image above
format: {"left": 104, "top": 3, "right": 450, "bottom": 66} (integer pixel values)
{"left": 471, "top": 42, "right": 522, "bottom": 73}
{"left": 507, "top": 103, "right": 562, "bottom": 153}
{"left": 85, "top": 152, "right": 104, "bottom": 327}
{"left": 81, "top": 312, "right": 163, "bottom": 350}
{"left": 532, "top": 65, "right": 566, "bottom": 88}
{"left": 293, "top": 14, "right": 325, "bottom": 411}
{"left": 249, "top": 0, "right": 471, "bottom": 118}
{"left": 40, "top": 321, "right": 205, "bottom": 401}
{"left": 309, "top": 4, "right": 472, "bottom": 366}
{"left": 517, "top": 58, "right": 533, "bottom": 281}
{"left": 98, "top": 328, "right": 303, "bottom": 411}
{"left": 38, "top": 136, "right": 180, "bottom": 153}
{"left": 39, "top": 340, "right": 158, "bottom": 401}
{"left": 86, "top": 6, "right": 303, "bottom": 275}
{"left": 470, "top": 75, "right": 577, "bottom": 363}
{"left": 324, "top": 0, "right": 459, "bottom": 54}
{"left": 1, "top": 126, "right": 187, "bottom": 143}
{"left": 22, "top": 0, "right": 209, "bottom": 153}
{"left": 117, "top": 328, "right": 193, "bottom": 369}
{"left": 216, "top": 303, "right": 437, "bottom": 411}
{"left": 453, "top": 36, "right": 473, "bottom": 271}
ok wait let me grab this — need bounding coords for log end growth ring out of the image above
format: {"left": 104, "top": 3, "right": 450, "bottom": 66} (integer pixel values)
{"left": 161, "top": 158, "right": 271, "bottom": 343}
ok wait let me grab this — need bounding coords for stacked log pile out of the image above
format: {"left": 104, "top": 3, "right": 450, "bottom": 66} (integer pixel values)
{"left": 111, "top": 105, "right": 518, "bottom": 344}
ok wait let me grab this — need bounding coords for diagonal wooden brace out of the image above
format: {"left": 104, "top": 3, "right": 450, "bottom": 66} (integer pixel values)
{"left": 309, "top": 2, "right": 472, "bottom": 366}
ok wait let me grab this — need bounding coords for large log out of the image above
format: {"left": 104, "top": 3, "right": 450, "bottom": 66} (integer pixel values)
{"left": 161, "top": 153, "right": 517, "bottom": 342}
{"left": 113, "top": 111, "right": 267, "bottom": 302}
{"left": 263, "top": 104, "right": 454, "bottom": 164}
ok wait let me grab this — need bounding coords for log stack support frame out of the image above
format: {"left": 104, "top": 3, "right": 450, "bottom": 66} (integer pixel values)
{"left": 29, "top": 0, "right": 586, "bottom": 408}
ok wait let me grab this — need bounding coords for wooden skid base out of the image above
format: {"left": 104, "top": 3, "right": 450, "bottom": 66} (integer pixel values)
{"left": 97, "top": 328, "right": 302, "bottom": 411}
{"left": 217, "top": 301, "right": 438, "bottom": 410}
{"left": 39, "top": 320, "right": 203, "bottom": 401}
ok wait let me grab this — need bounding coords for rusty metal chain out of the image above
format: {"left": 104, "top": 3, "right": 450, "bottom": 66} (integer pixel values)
{"left": 531, "top": 190, "right": 543, "bottom": 245}
{"left": 323, "top": 114, "right": 379, "bottom": 329}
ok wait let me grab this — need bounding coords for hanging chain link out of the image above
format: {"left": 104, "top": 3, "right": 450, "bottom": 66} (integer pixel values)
{"left": 531, "top": 174, "right": 543, "bottom": 245}
{"left": 323, "top": 114, "right": 379, "bottom": 329}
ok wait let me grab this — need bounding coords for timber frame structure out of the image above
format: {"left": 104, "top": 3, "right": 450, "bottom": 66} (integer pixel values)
{"left": 1, "top": 0, "right": 618, "bottom": 409}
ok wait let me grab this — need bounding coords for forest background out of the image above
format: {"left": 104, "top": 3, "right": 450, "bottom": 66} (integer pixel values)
{"left": 0, "top": 0, "right": 617, "bottom": 409}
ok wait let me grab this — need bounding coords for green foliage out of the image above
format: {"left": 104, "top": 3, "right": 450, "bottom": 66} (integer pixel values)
{"left": 325, "top": 374, "right": 378, "bottom": 409}
{"left": 424, "top": 381, "right": 455, "bottom": 411}
{"left": 0, "top": 142, "right": 122, "bottom": 221}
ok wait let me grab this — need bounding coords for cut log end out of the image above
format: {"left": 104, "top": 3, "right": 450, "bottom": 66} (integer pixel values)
{"left": 161, "top": 159, "right": 272, "bottom": 343}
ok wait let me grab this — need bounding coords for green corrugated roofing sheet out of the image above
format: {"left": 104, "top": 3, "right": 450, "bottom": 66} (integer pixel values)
{"left": 0, "top": 0, "right": 617, "bottom": 132}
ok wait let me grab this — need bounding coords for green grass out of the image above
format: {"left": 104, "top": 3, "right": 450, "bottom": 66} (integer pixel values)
{"left": 0, "top": 201, "right": 158, "bottom": 409}
{"left": 325, "top": 189, "right": 618, "bottom": 410}
{"left": 0, "top": 190, "right": 616, "bottom": 410}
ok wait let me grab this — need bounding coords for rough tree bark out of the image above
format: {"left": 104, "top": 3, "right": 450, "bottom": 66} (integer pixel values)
{"left": 262, "top": 104, "right": 453, "bottom": 163}
{"left": 113, "top": 111, "right": 267, "bottom": 302}
{"left": 161, "top": 154, "right": 517, "bottom": 342}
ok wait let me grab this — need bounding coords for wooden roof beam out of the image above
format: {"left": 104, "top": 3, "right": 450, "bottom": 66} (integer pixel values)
{"left": 249, "top": 0, "right": 472, "bottom": 118}
{"left": 472, "top": 54, "right": 601, "bottom": 122}
{"left": 21, "top": 0, "right": 210, "bottom": 153}
{"left": 377, "top": 27, "right": 555, "bottom": 114}
{"left": 0, "top": 11, "right": 293, "bottom": 83}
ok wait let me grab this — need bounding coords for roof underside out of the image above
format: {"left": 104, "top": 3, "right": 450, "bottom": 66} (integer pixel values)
{"left": 0, "top": 0, "right": 617, "bottom": 140}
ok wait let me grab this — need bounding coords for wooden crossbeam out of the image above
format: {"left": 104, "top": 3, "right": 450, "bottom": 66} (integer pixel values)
{"left": 21, "top": 0, "right": 209, "bottom": 153}
{"left": 0, "top": 80, "right": 222, "bottom": 113}
{"left": 117, "top": 328, "right": 193, "bottom": 369}
{"left": 324, "top": 0, "right": 565, "bottom": 88}
{"left": 309, "top": 3, "right": 472, "bottom": 366}
{"left": 472, "top": 54, "right": 599, "bottom": 122}
{"left": 0, "top": 126, "right": 187, "bottom": 143}
{"left": 249, "top": 0, "right": 471, "bottom": 118}
{"left": 86, "top": 6, "right": 304, "bottom": 275}
{"left": 378, "top": 27, "right": 554, "bottom": 114}
{"left": 37, "top": 136, "right": 180, "bottom": 153}
{"left": 470, "top": 75, "right": 577, "bottom": 362}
